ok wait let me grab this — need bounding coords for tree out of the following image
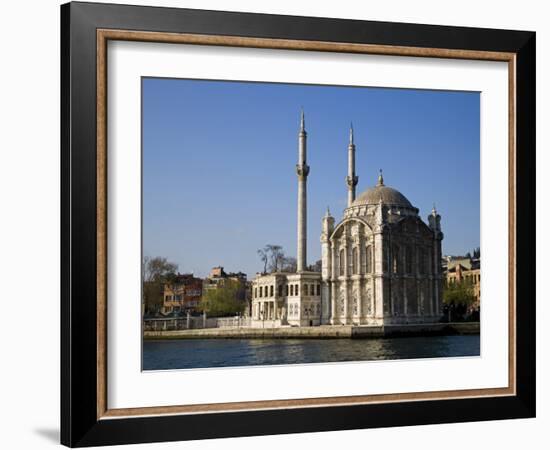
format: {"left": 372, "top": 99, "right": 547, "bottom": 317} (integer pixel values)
{"left": 257, "top": 247, "right": 268, "bottom": 274}
{"left": 281, "top": 256, "right": 297, "bottom": 273}
{"left": 266, "top": 244, "right": 284, "bottom": 272}
{"left": 200, "top": 279, "right": 246, "bottom": 317}
{"left": 257, "top": 244, "right": 286, "bottom": 273}
{"left": 309, "top": 259, "right": 322, "bottom": 273}
{"left": 142, "top": 256, "right": 178, "bottom": 314}
{"left": 143, "top": 256, "right": 178, "bottom": 282}
{"left": 443, "top": 279, "right": 476, "bottom": 322}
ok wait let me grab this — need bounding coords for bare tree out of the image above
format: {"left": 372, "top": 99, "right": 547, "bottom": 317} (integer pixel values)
{"left": 266, "top": 244, "right": 284, "bottom": 272}
{"left": 281, "top": 256, "right": 297, "bottom": 273}
{"left": 257, "top": 247, "right": 268, "bottom": 274}
{"left": 309, "top": 259, "right": 322, "bottom": 273}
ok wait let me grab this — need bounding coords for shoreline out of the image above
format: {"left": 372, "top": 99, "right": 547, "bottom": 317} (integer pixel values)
{"left": 143, "top": 322, "right": 479, "bottom": 340}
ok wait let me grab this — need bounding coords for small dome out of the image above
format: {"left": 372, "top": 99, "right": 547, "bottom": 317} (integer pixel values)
{"left": 352, "top": 185, "right": 412, "bottom": 208}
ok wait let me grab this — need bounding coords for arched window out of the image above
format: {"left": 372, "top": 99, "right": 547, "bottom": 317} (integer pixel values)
{"left": 365, "top": 245, "right": 372, "bottom": 273}
{"left": 259, "top": 286, "right": 263, "bottom": 297}
{"left": 290, "top": 284, "right": 294, "bottom": 296}
{"left": 270, "top": 285, "right": 274, "bottom": 297}
{"left": 278, "top": 284, "right": 283, "bottom": 296}
{"left": 285, "top": 284, "right": 289, "bottom": 296}
{"left": 339, "top": 249, "right": 345, "bottom": 276}
{"left": 392, "top": 245, "right": 400, "bottom": 274}
{"left": 317, "top": 284, "right": 321, "bottom": 296}
{"left": 304, "top": 284, "right": 309, "bottom": 296}
{"left": 254, "top": 287, "right": 257, "bottom": 298}
{"left": 352, "top": 247, "right": 358, "bottom": 274}
{"left": 295, "top": 284, "right": 300, "bottom": 296}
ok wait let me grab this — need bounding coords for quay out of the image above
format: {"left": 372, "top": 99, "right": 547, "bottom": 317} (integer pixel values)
{"left": 143, "top": 322, "right": 479, "bottom": 340}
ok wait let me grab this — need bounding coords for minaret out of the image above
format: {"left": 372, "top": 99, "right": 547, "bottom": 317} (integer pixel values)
{"left": 296, "top": 110, "right": 310, "bottom": 273}
{"left": 346, "top": 123, "right": 359, "bottom": 207}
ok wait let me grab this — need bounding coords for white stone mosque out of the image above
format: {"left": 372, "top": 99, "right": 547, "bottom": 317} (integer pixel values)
{"left": 250, "top": 112, "right": 444, "bottom": 327}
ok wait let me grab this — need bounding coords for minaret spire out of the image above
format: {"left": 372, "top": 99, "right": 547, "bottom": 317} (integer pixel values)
{"left": 377, "top": 168, "right": 384, "bottom": 186}
{"left": 296, "top": 110, "right": 310, "bottom": 273}
{"left": 346, "top": 123, "right": 359, "bottom": 207}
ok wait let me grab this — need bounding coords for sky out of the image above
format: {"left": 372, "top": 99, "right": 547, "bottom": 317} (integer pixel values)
{"left": 142, "top": 78, "right": 480, "bottom": 279}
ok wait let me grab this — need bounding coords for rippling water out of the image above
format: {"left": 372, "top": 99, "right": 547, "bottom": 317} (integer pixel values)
{"left": 142, "top": 335, "right": 480, "bottom": 370}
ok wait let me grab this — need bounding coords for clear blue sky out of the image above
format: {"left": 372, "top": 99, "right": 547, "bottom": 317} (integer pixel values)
{"left": 143, "top": 78, "right": 480, "bottom": 279}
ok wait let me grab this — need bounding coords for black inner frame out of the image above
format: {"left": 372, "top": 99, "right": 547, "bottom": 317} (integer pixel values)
{"left": 61, "top": 2, "right": 536, "bottom": 447}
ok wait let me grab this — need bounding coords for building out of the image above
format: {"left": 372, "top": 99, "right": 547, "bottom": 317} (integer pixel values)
{"left": 203, "top": 266, "right": 249, "bottom": 313}
{"left": 251, "top": 113, "right": 444, "bottom": 327}
{"left": 162, "top": 273, "right": 203, "bottom": 314}
{"left": 203, "top": 266, "right": 247, "bottom": 291}
{"left": 445, "top": 256, "right": 481, "bottom": 310}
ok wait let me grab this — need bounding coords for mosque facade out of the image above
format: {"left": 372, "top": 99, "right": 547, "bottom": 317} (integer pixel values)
{"left": 250, "top": 113, "right": 444, "bottom": 327}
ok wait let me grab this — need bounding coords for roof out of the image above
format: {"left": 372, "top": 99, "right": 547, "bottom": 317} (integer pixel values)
{"left": 351, "top": 184, "right": 413, "bottom": 208}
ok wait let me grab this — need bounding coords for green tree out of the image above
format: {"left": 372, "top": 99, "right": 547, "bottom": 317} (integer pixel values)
{"left": 142, "top": 256, "right": 178, "bottom": 314}
{"left": 200, "top": 280, "right": 246, "bottom": 317}
{"left": 443, "top": 278, "right": 476, "bottom": 322}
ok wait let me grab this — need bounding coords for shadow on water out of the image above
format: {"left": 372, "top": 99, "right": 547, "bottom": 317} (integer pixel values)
{"left": 143, "top": 335, "right": 480, "bottom": 371}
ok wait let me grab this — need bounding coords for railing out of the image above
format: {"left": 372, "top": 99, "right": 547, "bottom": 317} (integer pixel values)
{"left": 143, "top": 316, "right": 251, "bottom": 331}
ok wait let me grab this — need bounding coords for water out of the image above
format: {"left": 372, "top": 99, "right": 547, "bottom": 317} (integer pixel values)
{"left": 142, "top": 335, "right": 480, "bottom": 370}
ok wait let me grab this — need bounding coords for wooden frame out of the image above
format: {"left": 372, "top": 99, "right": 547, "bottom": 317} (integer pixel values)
{"left": 61, "top": 1, "right": 535, "bottom": 447}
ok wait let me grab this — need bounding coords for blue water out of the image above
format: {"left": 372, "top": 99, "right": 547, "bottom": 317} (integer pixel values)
{"left": 142, "top": 335, "right": 480, "bottom": 370}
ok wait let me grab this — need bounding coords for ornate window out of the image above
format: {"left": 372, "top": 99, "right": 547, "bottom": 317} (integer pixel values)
{"left": 339, "top": 249, "right": 345, "bottom": 276}
{"left": 295, "top": 284, "right": 300, "bottom": 296}
{"left": 352, "top": 247, "right": 358, "bottom": 274}
{"left": 365, "top": 245, "right": 372, "bottom": 273}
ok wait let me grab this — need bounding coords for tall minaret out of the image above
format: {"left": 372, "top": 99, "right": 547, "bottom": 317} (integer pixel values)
{"left": 296, "top": 110, "right": 310, "bottom": 273}
{"left": 346, "top": 123, "right": 358, "bottom": 207}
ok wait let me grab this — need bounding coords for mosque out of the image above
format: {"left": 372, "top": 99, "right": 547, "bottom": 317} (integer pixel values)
{"left": 250, "top": 112, "right": 444, "bottom": 327}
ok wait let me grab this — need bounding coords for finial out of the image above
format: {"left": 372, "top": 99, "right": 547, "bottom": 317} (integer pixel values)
{"left": 349, "top": 122, "right": 354, "bottom": 145}
{"left": 325, "top": 206, "right": 332, "bottom": 217}
{"left": 377, "top": 169, "right": 384, "bottom": 186}
{"left": 432, "top": 203, "right": 437, "bottom": 215}
{"left": 300, "top": 108, "right": 305, "bottom": 131}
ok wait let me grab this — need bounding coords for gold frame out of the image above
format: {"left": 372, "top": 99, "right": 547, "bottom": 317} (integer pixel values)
{"left": 96, "top": 29, "right": 516, "bottom": 420}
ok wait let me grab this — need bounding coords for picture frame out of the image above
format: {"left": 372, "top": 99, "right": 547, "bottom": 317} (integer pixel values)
{"left": 60, "top": 1, "right": 535, "bottom": 447}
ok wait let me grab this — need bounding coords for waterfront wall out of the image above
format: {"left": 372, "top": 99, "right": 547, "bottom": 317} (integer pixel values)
{"left": 144, "top": 322, "right": 479, "bottom": 340}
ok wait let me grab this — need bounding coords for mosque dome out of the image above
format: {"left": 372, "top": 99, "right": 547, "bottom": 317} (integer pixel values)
{"left": 351, "top": 172, "right": 413, "bottom": 208}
